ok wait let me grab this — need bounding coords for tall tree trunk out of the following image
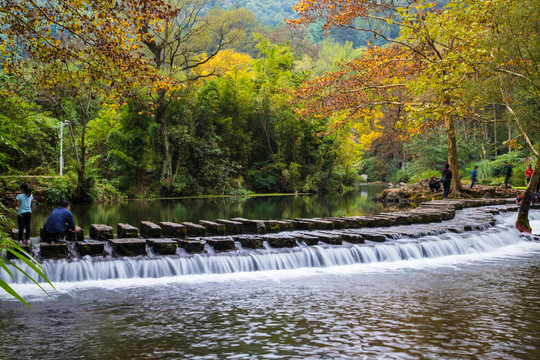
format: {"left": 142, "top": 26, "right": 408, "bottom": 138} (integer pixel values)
{"left": 444, "top": 113, "right": 461, "bottom": 193}
{"left": 516, "top": 160, "right": 540, "bottom": 233}
{"left": 157, "top": 88, "right": 172, "bottom": 181}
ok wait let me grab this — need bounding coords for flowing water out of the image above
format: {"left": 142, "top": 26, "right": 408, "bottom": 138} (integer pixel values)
{"left": 1, "top": 199, "right": 540, "bottom": 359}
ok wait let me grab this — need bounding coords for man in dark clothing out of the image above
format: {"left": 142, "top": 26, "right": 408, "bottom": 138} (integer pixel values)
{"left": 42, "top": 200, "right": 79, "bottom": 243}
{"left": 428, "top": 175, "right": 441, "bottom": 192}
{"left": 441, "top": 163, "right": 452, "bottom": 200}
{"left": 503, "top": 162, "right": 513, "bottom": 187}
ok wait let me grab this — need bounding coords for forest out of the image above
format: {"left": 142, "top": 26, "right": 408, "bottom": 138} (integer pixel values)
{"left": 0, "top": 0, "right": 538, "bottom": 205}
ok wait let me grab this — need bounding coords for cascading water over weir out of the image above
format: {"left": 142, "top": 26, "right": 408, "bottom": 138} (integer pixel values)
{"left": 2, "top": 199, "right": 539, "bottom": 285}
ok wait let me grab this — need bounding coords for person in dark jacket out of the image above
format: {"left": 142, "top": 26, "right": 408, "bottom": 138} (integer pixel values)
{"left": 441, "top": 163, "right": 452, "bottom": 200}
{"left": 470, "top": 166, "right": 478, "bottom": 189}
{"left": 428, "top": 175, "right": 441, "bottom": 192}
{"left": 42, "top": 200, "right": 80, "bottom": 243}
{"left": 503, "top": 162, "right": 513, "bottom": 187}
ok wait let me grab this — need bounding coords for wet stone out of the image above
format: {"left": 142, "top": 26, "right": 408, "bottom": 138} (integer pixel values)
{"left": 231, "top": 218, "right": 266, "bottom": 234}
{"left": 40, "top": 243, "right": 68, "bottom": 259}
{"left": 89, "top": 224, "right": 114, "bottom": 240}
{"left": 263, "top": 220, "right": 282, "bottom": 232}
{"left": 205, "top": 237, "right": 236, "bottom": 252}
{"left": 76, "top": 240, "right": 105, "bottom": 257}
{"left": 140, "top": 221, "right": 162, "bottom": 238}
{"left": 323, "top": 218, "right": 349, "bottom": 229}
{"left": 159, "top": 222, "right": 186, "bottom": 238}
{"left": 265, "top": 235, "right": 297, "bottom": 248}
{"left": 199, "top": 220, "right": 225, "bottom": 236}
{"left": 147, "top": 239, "right": 177, "bottom": 255}
{"left": 233, "top": 235, "right": 265, "bottom": 249}
{"left": 177, "top": 239, "right": 205, "bottom": 254}
{"left": 295, "top": 218, "right": 334, "bottom": 230}
{"left": 182, "top": 222, "right": 206, "bottom": 237}
{"left": 293, "top": 234, "right": 319, "bottom": 246}
{"left": 276, "top": 220, "right": 294, "bottom": 231}
{"left": 333, "top": 232, "right": 365, "bottom": 244}
{"left": 356, "top": 231, "right": 386, "bottom": 242}
{"left": 216, "top": 219, "right": 244, "bottom": 234}
{"left": 291, "top": 220, "right": 316, "bottom": 231}
{"left": 6, "top": 243, "right": 32, "bottom": 260}
{"left": 117, "top": 223, "right": 139, "bottom": 238}
{"left": 311, "top": 232, "right": 342, "bottom": 245}
{"left": 109, "top": 238, "right": 147, "bottom": 257}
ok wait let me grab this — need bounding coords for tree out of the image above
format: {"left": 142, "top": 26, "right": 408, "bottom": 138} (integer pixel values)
{"left": 138, "top": 1, "right": 256, "bottom": 192}
{"left": 1, "top": 0, "right": 176, "bottom": 198}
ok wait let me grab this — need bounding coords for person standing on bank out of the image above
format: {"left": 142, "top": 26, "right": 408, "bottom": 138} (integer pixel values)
{"left": 526, "top": 164, "right": 533, "bottom": 184}
{"left": 470, "top": 166, "right": 478, "bottom": 189}
{"left": 42, "top": 200, "right": 80, "bottom": 243}
{"left": 441, "top": 163, "right": 452, "bottom": 200}
{"left": 503, "top": 161, "right": 513, "bottom": 187}
{"left": 14, "top": 182, "right": 33, "bottom": 244}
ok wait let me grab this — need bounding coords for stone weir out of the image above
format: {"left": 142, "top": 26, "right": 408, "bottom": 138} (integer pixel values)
{"left": 13, "top": 198, "right": 525, "bottom": 261}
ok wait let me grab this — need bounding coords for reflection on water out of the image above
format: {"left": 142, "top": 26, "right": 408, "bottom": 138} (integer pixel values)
{"left": 18, "top": 185, "right": 401, "bottom": 236}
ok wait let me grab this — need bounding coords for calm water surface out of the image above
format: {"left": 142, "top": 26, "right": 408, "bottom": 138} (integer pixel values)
{"left": 15, "top": 185, "right": 394, "bottom": 237}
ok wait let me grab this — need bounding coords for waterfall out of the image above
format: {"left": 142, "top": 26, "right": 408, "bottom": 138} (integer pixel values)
{"left": 1, "top": 222, "right": 531, "bottom": 285}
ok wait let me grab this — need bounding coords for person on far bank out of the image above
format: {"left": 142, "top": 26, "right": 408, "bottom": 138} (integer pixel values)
{"left": 14, "top": 182, "right": 33, "bottom": 244}
{"left": 441, "top": 163, "right": 452, "bottom": 200}
{"left": 42, "top": 200, "right": 80, "bottom": 243}
{"left": 470, "top": 166, "right": 478, "bottom": 189}
{"left": 526, "top": 164, "right": 533, "bottom": 184}
{"left": 503, "top": 161, "right": 512, "bottom": 187}
{"left": 428, "top": 175, "right": 441, "bottom": 192}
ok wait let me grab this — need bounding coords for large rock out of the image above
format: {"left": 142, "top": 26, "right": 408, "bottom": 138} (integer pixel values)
{"left": 39, "top": 243, "right": 68, "bottom": 259}
{"left": 109, "top": 238, "right": 147, "bottom": 257}
{"left": 117, "top": 223, "right": 139, "bottom": 238}
{"left": 380, "top": 188, "right": 411, "bottom": 202}
{"left": 76, "top": 241, "right": 105, "bottom": 257}
{"left": 159, "top": 222, "right": 186, "bottom": 238}
{"left": 177, "top": 239, "right": 205, "bottom": 254}
{"left": 147, "top": 239, "right": 177, "bottom": 255}
{"left": 205, "top": 237, "right": 236, "bottom": 252}
{"left": 89, "top": 224, "right": 113, "bottom": 240}
{"left": 140, "top": 221, "right": 162, "bottom": 238}
{"left": 233, "top": 235, "right": 265, "bottom": 249}
{"left": 199, "top": 220, "right": 226, "bottom": 236}
{"left": 182, "top": 222, "right": 206, "bottom": 237}
{"left": 265, "top": 235, "right": 297, "bottom": 248}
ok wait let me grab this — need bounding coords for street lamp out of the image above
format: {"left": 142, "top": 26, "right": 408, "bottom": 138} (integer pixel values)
{"left": 59, "top": 121, "right": 69, "bottom": 176}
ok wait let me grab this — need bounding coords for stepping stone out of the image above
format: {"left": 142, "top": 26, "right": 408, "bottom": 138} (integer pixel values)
{"left": 6, "top": 242, "right": 32, "bottom": 259}
{"left": 232, "top": 235, "right": 265, "bottom": 249}
{"left": 109, "top": 238, "right": 147, "bottom": 257}
{"left": 291, "top": 220, "right": 316, "bottom": 230}
{"left": 322, "top": 218, "right": 349, "bottom": 229}
{"left": 199, "top": 220, "right": 225, "bottom": 236}
{"left": 140, "top": 221, "right": 162, "bottom": 238}
{"left": 231, "top": 218, "right": 266, "bottom": 234}
{"left": 264, "top": 235, "right": 297, "bottom": 248}
{"left": 205, "top": 237, "right": 236, "bottom": 252}
{"left": 39, "top": 243, "right": 68, "bottom": 259}
{"left": 216, "top": 219, "right": 244, "bottom": 234}
{"left": 182, "top": 222, "right": 206, "bottom": 236}
{"left": 90, "top": 224, "right": 113, "bottom": 240}
{"left": 331, "top": 231, "right": 365, "bottom": 244}
{"left": 293, "top": 233, "right": 319, "bottom": 246}
{"left": 147, "top": 239, "right": 177, "bottom": 255}
{"left": 117, "top": 223, "right": 139, "bottom": 238}
{"left": 177, "top": 239, "right": 205, "bottom": 254}
{"left": 295, "top": 218, "right": 334, "bottom": 230}
{"left": 76, "top": 240, "right": 105, "bottom": 257}
{"left": 263, "top": 220, "right": 283, "bottom": 232}
{"left": 306, "top": 232, "right": 342, "bottom": 245}
{"left": 159, "top": 222, "right": 186, "bottom": 238}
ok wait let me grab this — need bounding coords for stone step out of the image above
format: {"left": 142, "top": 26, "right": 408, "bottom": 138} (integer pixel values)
{"left": 216, "top": 219, "right": 244, "bottom": 234}
{"left": 90, "top": 224, "right": 114, "bottom": 240}
{"left": 182, "top": 222, "right": 206, "bottom": 237}
{"left": 199, "top": 220, "right": 226, "bottom": 236}
{"left": 159, "top": 222, "right": 186, "bottom": 238}
{"left": 140, "top": 221, "right": 162, "bottom": 238}
{"left": 109, "top": 238, "right": 147, "bottom": 257}
{"left": 76, "top": 240, "right": 105, "bottom": 257}
{"left": 205, "top": 237, "right": 236, "bottom": 252}
{"left": 39, "top": 243, "right": 68, "bottom": 259}
{"left": 232, "top": 235, "right": 264, "bottom": 249}
{"left": 295, "top": 218, "right": 334, "bottom": 230}
{"left": 117, "top": 223, "right": 139, "bottom": 238}
{"left": 177, "top": 239, "right": 205, "bottom": 254}
{"left": 230, "top": 218, "right": 266, "bottom": 234}
{"left": 147, "top": 239, "right": 177, "bottom": 255}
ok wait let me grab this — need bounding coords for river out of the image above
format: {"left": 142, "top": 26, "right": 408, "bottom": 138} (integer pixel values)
{"left": 1, "top": 191, "right": 539, "bottom": 359}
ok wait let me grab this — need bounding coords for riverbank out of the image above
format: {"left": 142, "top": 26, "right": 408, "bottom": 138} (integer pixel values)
{"left": 373, "top": 179, "right": 521, "bottom": 202}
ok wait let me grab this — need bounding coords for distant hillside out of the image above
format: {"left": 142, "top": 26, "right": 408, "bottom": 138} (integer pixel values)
{"left": 223, "top": 0, "right": 297, "bottom": 25}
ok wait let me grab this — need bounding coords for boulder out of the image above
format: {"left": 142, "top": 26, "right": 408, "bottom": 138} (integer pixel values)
{"left": 89, "top": 224, "right": 113, "bottom": 240}
{"left": 117, "top": 223, "right": 139, "bottom": 238}
{"left": 159, "top": 222, "right": 186, "bottom": 238}
{"left": 140, "top": 221, "right": 162, "bottom": 238}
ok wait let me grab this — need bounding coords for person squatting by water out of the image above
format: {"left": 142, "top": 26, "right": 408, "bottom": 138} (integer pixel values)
{"left": 470, "top": 165, "right": 478, "bottom": 189}
{"left": 526, "top": 164, "right": 533, "bottom": 184}
{"left": 14, "top": 182, "right": 33, "bottom": 243}
{"left": 503, "top": 161, "right": 513, "bottom": 187}
{"left": 42, "top": 200, "right": 81, "bottom": 243}
{"left": 441, "top": 163, "right": 452, "bottom": 200}
{"left": 429, "top": 175, "right": 441, "bottom": 192}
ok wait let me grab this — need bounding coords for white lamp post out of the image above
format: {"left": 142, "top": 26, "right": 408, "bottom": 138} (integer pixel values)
{"left": 59, "top": 121, "right": 69, "bottom": 176}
